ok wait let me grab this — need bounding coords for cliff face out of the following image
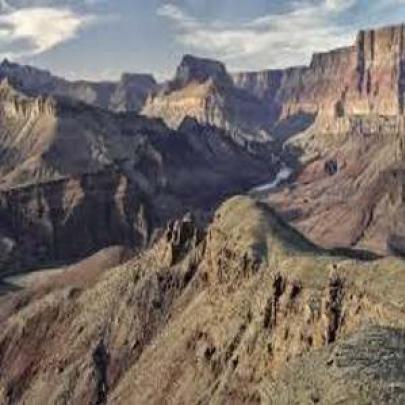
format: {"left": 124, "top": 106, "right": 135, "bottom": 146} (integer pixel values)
{"left": 143, "top": 25, "right": 405, "bottom": 144}
{"left": 0, "top": 171, "right": 151, "bottom": 270}
{"left": 354, "top": 26, "right": 405, "bottom": 115}
{"left": 143, "top": 55, "right": 275, "bottom": 143}
{"left": 234, "top": 24, "right": 405, "bottom": 120}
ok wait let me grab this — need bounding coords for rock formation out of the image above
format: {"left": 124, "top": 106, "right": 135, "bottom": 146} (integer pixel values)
{"left": 143, "top": 55, "right": 275, "bottom": 144}
{"left": 231, "top": 23, "right": 405, "bottom": 255}
{"left": 0, "top": 59, "right": 157, "bottom": 113}
{"left": 0, "top": 79, "right": 274, "bottom": 272}
{"left": 234, "top": 24, "right": 405, "bottom": 119}
{"left": 1, "top": 197, "right": 404, "bottom": 404}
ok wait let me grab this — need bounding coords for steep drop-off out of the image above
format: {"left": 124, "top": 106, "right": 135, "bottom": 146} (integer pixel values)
{"left": 234, "top": 24, "right": 405, "bottom": 119}
{"left": 0, "top": 81, "right": 274, "bottom": 272}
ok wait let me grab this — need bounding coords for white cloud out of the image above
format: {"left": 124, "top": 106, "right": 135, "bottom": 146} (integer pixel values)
{"left": 0, "top": 1, "right": 98, "bottom": 59}
{"left": 0, "top": 8, "right": 94, "bottom": 58}
{"left": 157, "top": 0, "right": 405, "bottom": 71}
{"left": 325, "top": 0, "right": 356, "bottom": 11}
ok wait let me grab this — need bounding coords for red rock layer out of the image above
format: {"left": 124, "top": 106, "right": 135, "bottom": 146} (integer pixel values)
{"left": 234, "top": 24, "right": 405, "bottom": 120}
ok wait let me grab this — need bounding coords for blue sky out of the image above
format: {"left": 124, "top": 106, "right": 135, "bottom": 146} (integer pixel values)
{"left": 0, "top": 0, "right": 405, "bottom": 81}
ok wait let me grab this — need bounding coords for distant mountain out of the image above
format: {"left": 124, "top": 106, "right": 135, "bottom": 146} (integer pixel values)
{"left": 1, "top": 24, "right": 405, "bottom": 259}
{"left": 142, "top": 55, "right": 275, "bottom": 144}
{"left": 0, "top": 59, "right": 158, "bottom": 113}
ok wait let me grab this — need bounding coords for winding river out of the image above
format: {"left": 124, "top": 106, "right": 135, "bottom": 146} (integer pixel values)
{"left": 250, "top": 166, "right": 293, "bottom": 193}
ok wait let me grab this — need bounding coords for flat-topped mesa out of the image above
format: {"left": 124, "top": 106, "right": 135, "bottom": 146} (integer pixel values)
{"left": 289, "top": 24, "right": 405, "bottom": 117}
{"left": 357, "top": 24, "right": 405, "bottom": 67}
{"left": 309, "top": 46, "right": 356, "bottom": 72}
{"left": 173, "top": 54, "right": 233, "bottom": 88}
{"left": 232, "top": 69, "right": 284, "bottom": 100}
{"left": 120, "top": 73, "right": 157, "bottom": 88}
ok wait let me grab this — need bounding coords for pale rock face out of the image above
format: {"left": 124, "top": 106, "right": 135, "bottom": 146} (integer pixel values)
{"left": 0, "top": 79, "right": 55, "bottom": 119}
{"left": 142, "top": 56, "right": 274, "bottom": 143}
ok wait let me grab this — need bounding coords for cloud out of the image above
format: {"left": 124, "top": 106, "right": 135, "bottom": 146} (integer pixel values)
{"left": 0, "top": 7, "right": 94, "bottom": 58}
{"left": 0, "top": 0, "right": 100, "bottom": 59}
{"left": 324, "top": 0, "right": 356, "bottom": 11}
{"left": 158, "top": 0, "right": 405, "bottom": 71}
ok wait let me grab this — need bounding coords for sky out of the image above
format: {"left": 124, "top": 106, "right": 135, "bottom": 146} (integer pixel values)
{"left": 0, "top": 0, "right": 405, "bottom": 81}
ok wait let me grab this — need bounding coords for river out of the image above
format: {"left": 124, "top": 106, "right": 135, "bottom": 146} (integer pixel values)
{"left": 250, "top": 166, "right": 293, "bottom": 193}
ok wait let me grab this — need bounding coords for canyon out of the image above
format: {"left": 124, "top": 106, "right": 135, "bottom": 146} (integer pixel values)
{"left": 0, "top": 22, "right": 405, "bottom": 405}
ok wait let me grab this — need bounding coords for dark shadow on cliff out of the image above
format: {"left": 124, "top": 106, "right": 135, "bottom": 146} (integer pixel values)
{"left": 271, "top": 112, "right": 316, "bottom": 143}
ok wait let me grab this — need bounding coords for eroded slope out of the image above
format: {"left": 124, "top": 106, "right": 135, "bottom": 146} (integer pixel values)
{"left": 1, "top": 197, "right": 405, "bottom": 404}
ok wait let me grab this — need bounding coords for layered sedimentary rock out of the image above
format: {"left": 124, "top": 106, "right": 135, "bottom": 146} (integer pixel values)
{"left": 143, "top": 55, "right": 274, "bottom": 143}
{"left": 234, "top": 24, "right": 405, "bottom": 119}
{"left": 0, "top": 59, "right": 157, "bottom": 113}
{"left": 0, "top": 81, "right": 274, "bottom": 272}
{"left": 143, "top": 25, "right": 405, "bottom": 147}
{"left": 0, "top": 171, "right": 151, "bottom": 270}
{"left": 234, "top": 24, "right": 405, "bottom": 255}
{"left": 1, "top": 22, "right": 405, "bottom": 405}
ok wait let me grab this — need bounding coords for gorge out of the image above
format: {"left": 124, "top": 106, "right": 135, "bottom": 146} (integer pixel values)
{"left": 0, "top": 21, "right": 405, "bottom": 405}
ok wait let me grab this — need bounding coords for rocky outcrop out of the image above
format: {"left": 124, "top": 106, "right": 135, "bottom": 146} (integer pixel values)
{"left": 1, "top": 197, "right": 405, "bottom": 404}
{"left": 142, "top": 24, "right": 405, "bottom": 144}
{"left": 0, "top": 170, "right": 151, "bottom": 270}
{"left": 0, "top": 79, "right": 55, "bottom": 119}
{"left": 109, "top": 74, "right": 157, "bottom": 112}
{"left": 172, "top": 54, "right": 233, "bottom": 89}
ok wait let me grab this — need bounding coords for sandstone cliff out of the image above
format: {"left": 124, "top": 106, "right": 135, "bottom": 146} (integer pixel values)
{"left": 234, "top": 24, "right": 405, "bottom": 120}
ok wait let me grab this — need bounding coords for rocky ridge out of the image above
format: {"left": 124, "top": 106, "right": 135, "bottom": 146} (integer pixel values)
{"left": 1, "top": 197, "right": 405, "bottom": 404}
{"left": 0, "top": 59, "right": 158, "bottom": 113}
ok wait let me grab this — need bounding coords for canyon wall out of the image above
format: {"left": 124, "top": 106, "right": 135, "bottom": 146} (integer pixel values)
{"left": 234, "top": 24, "right": 405, "bottom": 120}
